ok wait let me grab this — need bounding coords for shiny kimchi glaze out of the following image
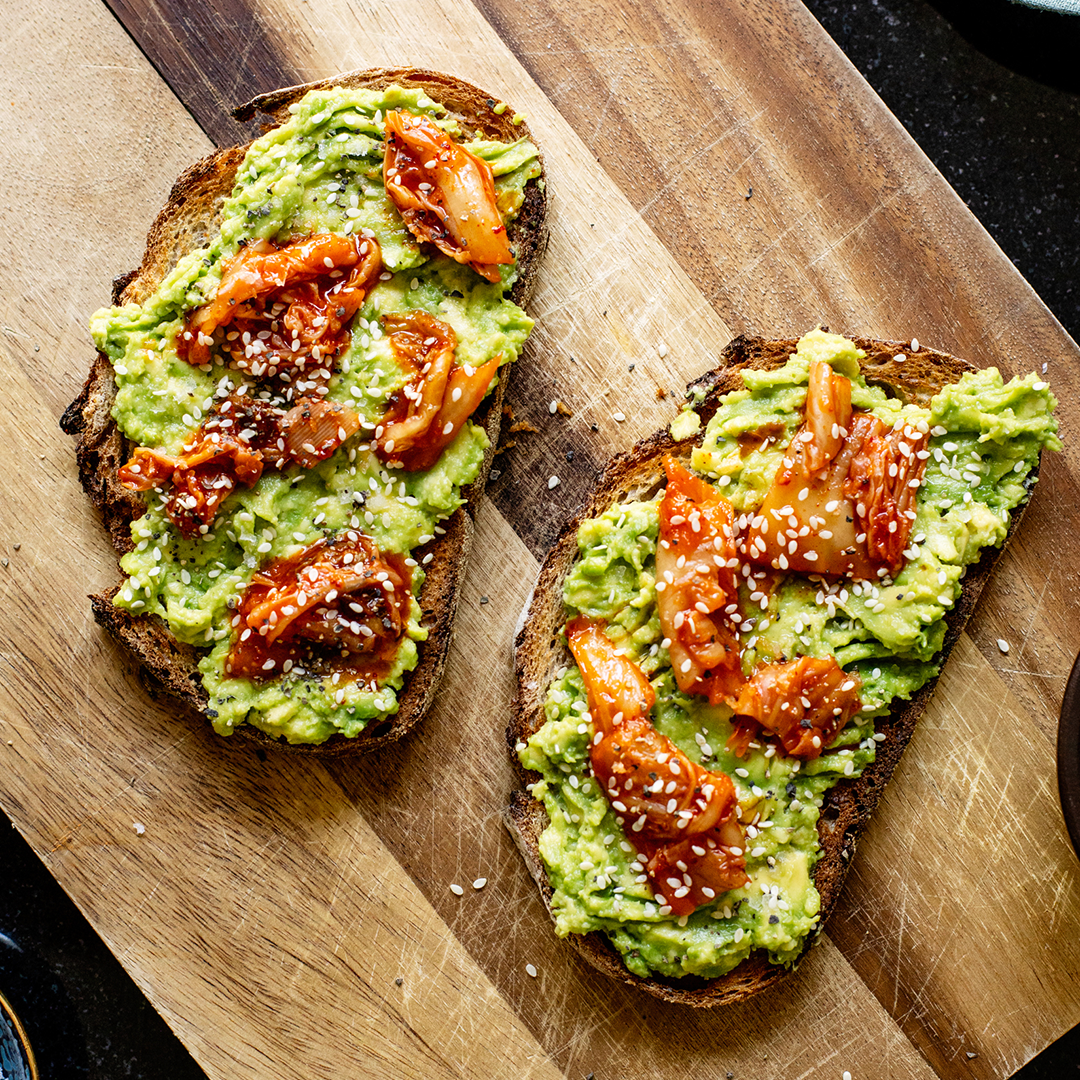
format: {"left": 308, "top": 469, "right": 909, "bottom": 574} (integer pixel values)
{"left": 226, "top": 532, "right": 411, "bottom": 687}
{"left": 567, "top": 617, "right": 748, "bottom": 916}
{"left": 178, "top": 233, "right": 382, "bottom": 395}
{"left": 375, "top": 309, "right": 500, "bottom": 472}
{"left": 741, "top": 360, "right": 928, "bottom": 579}
{"left": 118, "top": 392, "right": 359, "bottom": 536}
{"left": 656, "top": 457, "right": 745, "bottom": 704}
{"left": 727, "top": 654, "right": 863, "bottom": 759}
{"left": 383, "top": 110, "right": 513, "bottom": 282}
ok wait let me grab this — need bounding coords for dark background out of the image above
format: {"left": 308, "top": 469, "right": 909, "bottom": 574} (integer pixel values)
{"left": 4, "top": 0, "right": 1079, "bottom": 1075}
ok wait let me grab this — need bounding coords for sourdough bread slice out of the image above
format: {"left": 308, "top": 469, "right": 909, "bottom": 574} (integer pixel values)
{"left": 62, "top": 67, "right": 548, "bottom": 755}
{"left": 508, "top": 334, "right": 1035, "bottom": 1004}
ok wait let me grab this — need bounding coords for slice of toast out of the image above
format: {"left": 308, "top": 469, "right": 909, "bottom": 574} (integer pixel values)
{"left": 61, "top": 68, "right": 548, "bottom": 755}
{"left": 508, "top": 334, "right": 1037, "bottom": 1004}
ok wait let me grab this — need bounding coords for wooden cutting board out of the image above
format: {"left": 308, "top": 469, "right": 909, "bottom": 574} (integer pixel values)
{"left": 2, "top": 0, "right": 1079, "bottom": 1076}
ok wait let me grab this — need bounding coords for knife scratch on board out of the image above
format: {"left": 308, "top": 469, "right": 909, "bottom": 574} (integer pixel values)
{"left": 806, "top": 192, "right": 902, "bottom": 270}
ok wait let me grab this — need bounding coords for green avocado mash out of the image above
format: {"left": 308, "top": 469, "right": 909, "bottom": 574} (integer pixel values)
{"left": 91, "top": 84, "right": 541, "bottom": 744}
{"left": 518, "top": 330, "right": 1059, "bottom": 980}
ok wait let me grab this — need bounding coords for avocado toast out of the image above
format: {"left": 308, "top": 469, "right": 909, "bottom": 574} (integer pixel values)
{"left": 509, "top": 331, "right": 1059, "bottom": 1005}
{"left": 62, "top": 68, "right": 547, "bottom": 752}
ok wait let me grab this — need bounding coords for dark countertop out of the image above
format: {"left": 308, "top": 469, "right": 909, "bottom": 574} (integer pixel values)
{"left": 5, "top": 0, "right": 1079, "bottom": 1075}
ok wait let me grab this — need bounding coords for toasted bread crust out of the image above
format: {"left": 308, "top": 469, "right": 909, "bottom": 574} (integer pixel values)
{"left": 62, "top": 68, "right": 548, "bottom": 753}
{"left": 508, "top": 334, "right": 1036, "bottom": 1005}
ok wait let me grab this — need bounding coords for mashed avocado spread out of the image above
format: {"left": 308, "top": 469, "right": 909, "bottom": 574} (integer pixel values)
{"left": 518, "top": 330, "right": 1059, "bottom": 980}
{"left": 90, "top": 84, "right": 540, "bottom": 743}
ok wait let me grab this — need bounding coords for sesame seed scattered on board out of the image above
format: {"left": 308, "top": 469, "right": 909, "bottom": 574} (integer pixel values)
{"left": 450, "top": 883, "right": 464, "bottom": 896}
{"left": 472, "top": 877, "right": 487, "bottom": 890}
{"left": 526, "top": 963, "right": 538, "bottom": 978}
{"left": 612, "top": 412, "right": 626, "bottom": 422}
{"left": 997, "top": 639, "right": 1010, "bottom": 654}
{"left": 548, "top": 475, "right": 560, "bottom": 489}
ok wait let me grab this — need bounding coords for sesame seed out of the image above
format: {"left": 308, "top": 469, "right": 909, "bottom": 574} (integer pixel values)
{"left": 1033, "top": 380, "right": 1048, "bottom": 391}
{"left": 472, "top": 877, "right": 487, "bottom": 890}
{"left": 548, "top": 475, "right": 560, "bottom": 489}
{"left": 526, "top": 963, "right": 538, "bottom": 978}
{"left": 612, "top": 412, "right": 626, "bottom": 422}
{"left": 549, "top": 400, "right": 558, "bottom": 414}
{"left": 910, "top": 338, "right": 919, "bottom": 352}
{"left": 657, "top": 342, "right": 668, "bottom": 357}
{"left": 450, "top": 883, "right": 464, "bottom": 896}
{"left": 997, "top": 639, "right": 1010, "bottom": 654}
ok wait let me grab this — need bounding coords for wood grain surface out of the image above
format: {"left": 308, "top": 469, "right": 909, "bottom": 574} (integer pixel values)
{"left": 2, "top": 0, "right": 1079, "bottom": 1077}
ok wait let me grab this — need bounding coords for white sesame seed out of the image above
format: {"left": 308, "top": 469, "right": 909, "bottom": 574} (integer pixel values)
{"left": 526, "top": 963, "right": 538, "bottom": 978}
{"left": 548, "top": 475, "right": 560, "bottom": 489}
{"left": 549, "top": 400, "right": 558, "bottom": 414}
{"left": 472, "top": 877, "right": 487, "bottom": 890}
{"left": 997, "top": 639, "right": 1010, "bottom": 654}
{"left": 657, "top": 342, "right": 668, "bottom": 357}
{"left": 612, "top": 412, "right": 626, "bottom": 422}
{"left": 450, "top": 883, "right": 464, "bottom": 896}
{"left": 910, "top": 338, "right": 919, "bottom": 352}
{"left": 1033, "top": 380, "right": 1048, "bottom": 391}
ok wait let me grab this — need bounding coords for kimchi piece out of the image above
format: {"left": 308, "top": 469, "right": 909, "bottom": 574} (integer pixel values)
{"left": 375, "top": 309, "right": 501, "bottom": 472}
{"left": 567, "top": 617, "right": 748, "bottom": 917}
{"left": 178, "top": 233, "right": 382, "bottom": 393}
{"left": 656, "top": 457, "right": 746, "bottom": 704}
{"left": 227, "top": 532, "right": 411, "bottom": 687}
{"left": 727, "top": 655, "right": 862, "bottom": 759}
{"left": 279, "top": 397, "right": 361, "bottom": 470}
{"left": 741, "top": 360, "right": 928, "bottom": 579}
{"left": 118, "top": 393, "right": 359, "bottom": 536}
{"left": 383, "top": 110, "right": 513, "bottom": 282}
